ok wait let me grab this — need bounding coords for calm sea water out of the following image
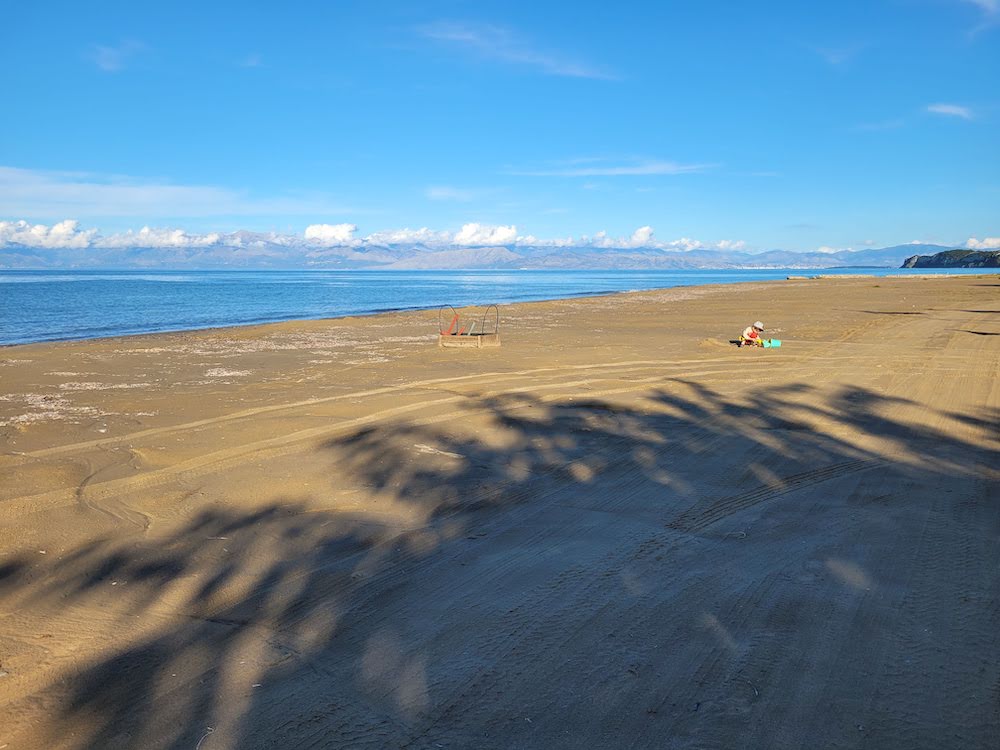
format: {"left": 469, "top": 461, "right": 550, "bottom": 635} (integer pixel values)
{"left": 0, "top": 268, "right": 986, "bottom": 346}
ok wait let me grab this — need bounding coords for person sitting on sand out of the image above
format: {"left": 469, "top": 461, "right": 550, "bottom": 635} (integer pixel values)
{"left": 740, "top": 321, "right": 765, "bottom": 347}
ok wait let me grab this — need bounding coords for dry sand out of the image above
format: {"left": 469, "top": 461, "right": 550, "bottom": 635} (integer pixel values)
{"left": 0, "top": 276, "right": 998, "bottom": 749}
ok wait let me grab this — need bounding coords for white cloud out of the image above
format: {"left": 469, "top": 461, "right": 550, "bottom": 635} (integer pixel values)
{"left": 453, "top": 223, "right": 518, "bottom": 245}
{"left": 305, "top": 223, "right": 358, "bottom": 244}
{"left": 101, "top": 227, "right": 222, "bottom": 248}
{"left": 926, "top": 103, "right": 973, "bottom": 119}
{"left": 365, "top": 227, "right": 451, "bottom": 245}
{"left": 966, "top": 236, "right": 1000, "bottom": 249}
{"left": 576, "top": 228, "right": 711, "bottom": 251}
{"left": 717, "top": 239, "right": 747, "bottom": 251}
{"left": 960, "top": 0, "right": 998, "bottom": 15}
{"left": 662, "top": 237, "right": 704, "bottom": 251}
{"left": 0, "top": 217, "right": 755, "bottom": 255}
{"left": 514, "top": 233, "right": 576, "bottom": 247}
{"left": 0, "top": 220, "right": 234, "bottom": 250}
{"left": 416, "top": 21, "right": 615, "bottom": 80}
{"left": 511, "top": 159, "right": 712, "bottom": 177}
{"left": 630, "top": 226, "right": 654, "bottom": 246}
{"left": 0, "top": 219, "right": 97, "bottom": 248}
{"left": 0, "top": 166, "right": 353, "bottom": 219}
{"left": 89, "top": 40, "right": 145, "bottom": 72}
{"left": 815, "top": 246, "right": 843, "bottom": 254}
{"left": 954, "top": 0, "right": 1000, "bottom": 34}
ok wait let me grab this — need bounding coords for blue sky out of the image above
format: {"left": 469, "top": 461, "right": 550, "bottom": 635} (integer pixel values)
{"left": 1, "top": 0, "right": 998, "bottom": 252}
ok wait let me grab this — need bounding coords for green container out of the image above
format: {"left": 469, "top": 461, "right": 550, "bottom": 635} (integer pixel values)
{"left": 763, "top": 339, "right": 782, "bottom": 348}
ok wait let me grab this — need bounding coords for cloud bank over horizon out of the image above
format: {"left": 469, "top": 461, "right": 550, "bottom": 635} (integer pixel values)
{"left": 1, "top": 219, "right": 994, "bottom": 257}
{"left": 1, "top": 218, "right": 746, "bottom": 252}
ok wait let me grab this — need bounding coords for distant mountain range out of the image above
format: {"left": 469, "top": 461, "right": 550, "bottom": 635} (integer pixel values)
{"left": 0, "top": 236, "right": 961, "bottom": 271}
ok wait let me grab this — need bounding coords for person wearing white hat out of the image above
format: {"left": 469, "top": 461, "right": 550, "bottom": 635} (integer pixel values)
{"left": 740, "top": 321, "right": 765, "bottom": 347}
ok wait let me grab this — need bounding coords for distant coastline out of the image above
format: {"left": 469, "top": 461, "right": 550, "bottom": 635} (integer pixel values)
{"left": 0, "top": 240, "right": 960, "bottom": 272}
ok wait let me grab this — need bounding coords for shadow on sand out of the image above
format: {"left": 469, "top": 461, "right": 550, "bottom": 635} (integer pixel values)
{"left": 1, "top": 381, "right": 997, "bottom": 749}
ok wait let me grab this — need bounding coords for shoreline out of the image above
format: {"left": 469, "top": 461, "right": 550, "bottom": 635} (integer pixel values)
{"left": 1, "top": 274, "right": 998, "bottom": 749}
{"left": 2, "top": 270, "right": 994, "bottom": 348}
{"left": 0, "top": 286, "right": 637, "bottom": 349}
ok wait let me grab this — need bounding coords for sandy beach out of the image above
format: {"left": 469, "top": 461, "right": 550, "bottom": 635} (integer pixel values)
{"left": 0, "top": 275, "right": 997, "bottom": 749}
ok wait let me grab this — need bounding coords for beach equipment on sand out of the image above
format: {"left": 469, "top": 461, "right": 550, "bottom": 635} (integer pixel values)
{"left": 438, "top": 304, "right": 501, "bottom": 348}
{"left": 731, "top": 337, "right": 782, "bottom": 348}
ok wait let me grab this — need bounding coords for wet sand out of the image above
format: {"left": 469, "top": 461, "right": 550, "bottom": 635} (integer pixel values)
{"left": 1, "top": 276, "right": 998, "bottom": 749}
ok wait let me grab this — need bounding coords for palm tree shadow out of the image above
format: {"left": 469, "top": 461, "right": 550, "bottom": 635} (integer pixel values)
{"left": 0, "top": 381, "right": 996, "bottom": 749}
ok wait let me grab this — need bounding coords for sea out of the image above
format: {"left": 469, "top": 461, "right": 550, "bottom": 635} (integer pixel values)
{"left": 0, "top": 268, "right": 987, "bottom": 346}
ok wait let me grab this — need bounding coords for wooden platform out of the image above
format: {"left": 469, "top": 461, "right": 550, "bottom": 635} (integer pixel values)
{"left": 438, "top": 332, "right": 501, "bottom": 348}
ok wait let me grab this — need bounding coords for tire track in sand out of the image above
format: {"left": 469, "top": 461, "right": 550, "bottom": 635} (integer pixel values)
{"left": 2, "top": 361, "right": 789, "bottom": 519}
{"left": 25, "top": 355, "right": 798, "bottom": 460}
{"left": 667, "top": 459, "right": 883, "bottom": 534}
